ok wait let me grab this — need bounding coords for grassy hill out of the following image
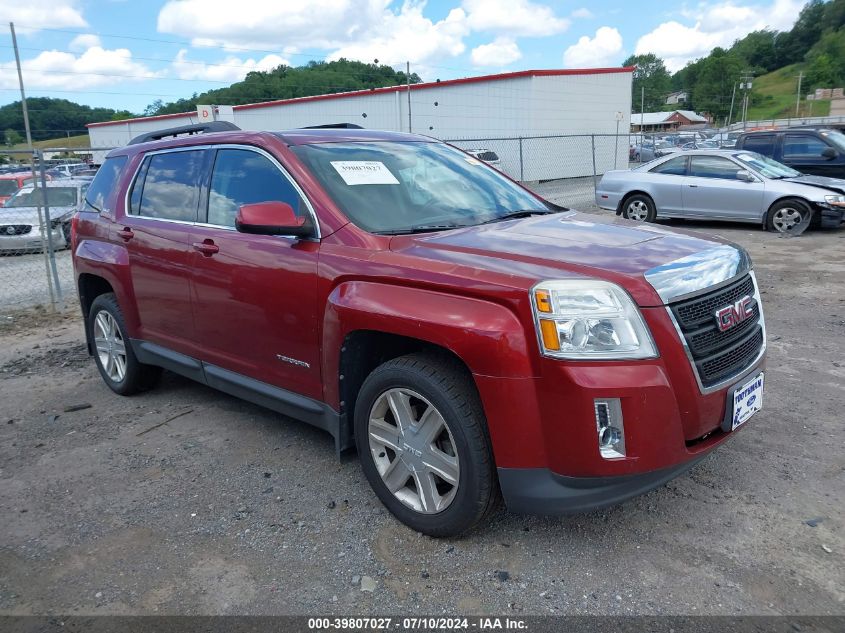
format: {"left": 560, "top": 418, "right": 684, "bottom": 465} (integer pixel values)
{"left": 11, "top": 134, "right": 91, "bottom": 150}
{"left": 746, "top": 63, "right": 831, "bottom": 121}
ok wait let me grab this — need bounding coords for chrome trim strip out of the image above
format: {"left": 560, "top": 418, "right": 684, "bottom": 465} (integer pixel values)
{"left": 121, "top": 143, "right": 321, "bottom": 239}
{"left": 644, "top": 244, "right": 752, "bottom": 304}
{"left": 664, "top": 270, "right": 766, "bottom": 395}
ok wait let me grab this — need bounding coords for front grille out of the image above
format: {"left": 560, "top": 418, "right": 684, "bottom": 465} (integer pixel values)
{"left": 670, "top": 274, "right": 764, "bottom": 388}
{"left": 0, "top": 225, "right": 32, "bottom": 236}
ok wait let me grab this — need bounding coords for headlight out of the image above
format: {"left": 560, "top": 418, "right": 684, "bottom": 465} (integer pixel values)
{"left": 824, "top": 194, "right": 845, "bottom": 207}
{"left": 531, "top": 279, "right": 657, "bottom": 359}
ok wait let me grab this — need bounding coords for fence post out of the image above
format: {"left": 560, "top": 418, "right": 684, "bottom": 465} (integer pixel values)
{"left": 518, "top": 138, "right": 524, "bottom": 181}
{"left": 37, "top": 150, "right": 64, "bottom": 310}
{"left": 591, "top": 135, "right": 598, "bottom": 197}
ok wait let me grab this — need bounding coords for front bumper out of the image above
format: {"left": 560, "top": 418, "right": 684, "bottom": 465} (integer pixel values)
{"left": 815, "top": 205, "right": 845, "bottom": 229}
{"left": 498, "top": 453, "right": 711, "bottom": 515}
{"left": 0, "top": 228, "right": 67, "bottom": 253}
{"left": 475, "top": 301, "right": 765, "bottom": 514}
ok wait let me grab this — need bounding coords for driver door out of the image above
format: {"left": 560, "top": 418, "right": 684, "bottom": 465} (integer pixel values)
{"left": 188, "top": 146, "right": 323, "bottom": 400}
{"left": 682, "top": 155, "right": 764, "bottom": 221}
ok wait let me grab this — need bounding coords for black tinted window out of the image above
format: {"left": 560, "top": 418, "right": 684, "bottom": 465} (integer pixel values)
{"left": 650, "top": 156, "right": 687, "bottom": 175}
{"left": 134, "top": 150, "right": 204, "bottom": 221}
{"left": 689, "top": 155, "right": 743, "bottom": 180}
{"left": 742, "top": 135, "right": 775, "bottom": 156}
{"left": 84, "top": 156, "right": 127, "bottom": 213}
{"left": 207, "top": 149, "right": 304, "bottom": 227}
{"left": 784, "top": 134, "right": 830, "bottom": 158}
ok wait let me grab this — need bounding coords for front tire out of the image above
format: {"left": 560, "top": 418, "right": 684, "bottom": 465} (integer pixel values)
{"left": 622, "top": 194, "right": 657, "bottom": 222}
{"left": 88, "top": 293, "right": 161, "bottom": 395}
{"left": 766, "top": 199, "right": 811, "bottom": 234}
{"left": 354, "top": 353, "right": 499, "bottom": 537}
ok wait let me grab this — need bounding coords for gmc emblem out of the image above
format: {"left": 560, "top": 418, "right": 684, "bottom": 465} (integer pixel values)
{"left": 715, "top": 295, "right": 754, "bottom": 332}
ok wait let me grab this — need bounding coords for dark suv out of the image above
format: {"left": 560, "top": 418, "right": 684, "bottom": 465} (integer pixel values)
{"left": 72, "top": 123, "right": 767, "bottom": 536}
{"left": 736, "top": 127, "right": 845, "bottom": 178}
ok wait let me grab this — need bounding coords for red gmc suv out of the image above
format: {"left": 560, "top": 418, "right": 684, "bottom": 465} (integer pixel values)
{"left": 72, "top": 123, "right": 767, "bottom": 536}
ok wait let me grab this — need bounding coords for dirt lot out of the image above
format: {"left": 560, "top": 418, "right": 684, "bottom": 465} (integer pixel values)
{"left": 0, "top": 215, "right": 844, "bottom": 617}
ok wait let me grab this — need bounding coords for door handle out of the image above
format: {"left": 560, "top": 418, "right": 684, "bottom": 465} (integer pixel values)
{"left": 117, "top": 227, "right": 134, "bottom": 241}
{"left": 688, "top": 184, "right": 698, "bottom": 188}
{"left": 192, "top": 240, "right": 219, "bottom": 256}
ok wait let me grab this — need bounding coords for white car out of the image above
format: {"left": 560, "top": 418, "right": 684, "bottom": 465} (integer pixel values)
{"left": 464, "top": 149, "right": 501, "bottom": 167}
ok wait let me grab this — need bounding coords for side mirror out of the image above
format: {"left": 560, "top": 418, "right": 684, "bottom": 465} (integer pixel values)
{"left": 736, "top": 170, "right": 755, "bottom": 183}
{"left": 822, "top": 147, "right": 838, "bottom": 160}
{"left": 235, "top": 201, "right": 312, "bottom": 238}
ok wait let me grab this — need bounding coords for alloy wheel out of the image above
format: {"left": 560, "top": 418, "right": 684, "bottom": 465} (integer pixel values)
{"left": 627, "top": 200, "right": 650, "bottom": 221}
{"left": 368, "top": 388, "right": 460, "bottom": 514}
{"left": 94, "top": 310, "right": 127, "bottom": 383}
{"left": 771, "top": 207, "right": 803, "bottom": 232}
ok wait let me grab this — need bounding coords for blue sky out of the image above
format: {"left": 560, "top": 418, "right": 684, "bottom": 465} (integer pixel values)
{"left": 0, "top": 0, "right": 806, "bottom": 114}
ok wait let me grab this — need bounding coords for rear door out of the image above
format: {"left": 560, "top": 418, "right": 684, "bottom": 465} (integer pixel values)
{"left": 188, "top": 146, "right": 323, "bottom": 400}
{"left": 682, "top": 155, "right": 764, "bottom": 221}
{"left": 739, "top": 134, "right": 777, "bottom": 159}
{"left": 120, "top": 148, "right": 207, "bottom": 352}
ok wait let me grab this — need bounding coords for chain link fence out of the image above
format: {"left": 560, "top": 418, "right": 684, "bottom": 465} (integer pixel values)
{"left": 0, "top": 147, "right": 111, "bottom": 315}
{"left": 446, "top": 133, "right": 634, "bottom": 210}
{"left": 0, "top": 135, "right": 637, "bottom": 313}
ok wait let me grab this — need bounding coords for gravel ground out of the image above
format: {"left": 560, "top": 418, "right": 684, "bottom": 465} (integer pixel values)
{"left": 0, "top": 205, "right": 843, "bottom": 617}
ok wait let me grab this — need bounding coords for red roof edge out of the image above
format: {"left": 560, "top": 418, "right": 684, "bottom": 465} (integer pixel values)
{"left": 87, "top": 66, "right": 635, "bottom": 129}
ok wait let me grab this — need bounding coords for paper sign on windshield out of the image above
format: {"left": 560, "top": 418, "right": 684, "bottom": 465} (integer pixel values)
{"left": 330, "top": 161, "right": 400, "bottom": 186}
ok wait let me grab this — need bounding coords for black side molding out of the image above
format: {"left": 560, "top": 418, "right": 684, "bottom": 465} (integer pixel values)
{"left": 128, "top": 339, "right": 353, "bottom": 455}
{"left": 128, "top": 121, "right": 240, "bottom": 145}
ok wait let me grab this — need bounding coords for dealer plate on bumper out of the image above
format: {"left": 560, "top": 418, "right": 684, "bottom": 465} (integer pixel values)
{"left": 731, "top": 372, "right": 764, "bottom": 430}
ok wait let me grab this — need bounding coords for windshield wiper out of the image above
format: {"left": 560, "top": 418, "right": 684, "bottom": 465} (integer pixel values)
{"left": 479, "top": 209, "right": 556, "bottom": 224}
{"left": 375, "top": 223, "right": 469, "bottom": 235}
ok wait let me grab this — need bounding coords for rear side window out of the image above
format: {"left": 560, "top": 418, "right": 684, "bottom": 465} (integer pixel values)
{"left": 84, "top": 156, "right": 127, "bottom": 213}
{"left": 741, "top": 135, "right": 775, "bottom": 156}
{"left": 650, "top": 155, "right": 687, "bottom": 175}
{"left": 784, "top": 134, "right": 830, "bottom": 159}
{"left": 206, "top": 149, "right": 305, "bottom": 227}
{"left": 131, "top": 150, "right": 204, "bottom": 221}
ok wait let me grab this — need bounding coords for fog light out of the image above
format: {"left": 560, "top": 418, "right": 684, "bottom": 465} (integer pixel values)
{"left": 594, "top": 399, "right": 625, "bottom": 459}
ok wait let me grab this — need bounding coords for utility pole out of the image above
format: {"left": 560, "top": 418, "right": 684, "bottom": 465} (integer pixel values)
{"left": 10, "top": 21, "right": 56, "bottom": 308}
{"left": 727, "top": 82, "right": 737, "bottom": 128}
{"left": 740, "top": 71, "right": 754, "bottom": 130}
{"left": 796, "top": 71, "right": 804, "bottom": 117}
{"left": 406, "top": 61, "right": 412, "bottom": 133}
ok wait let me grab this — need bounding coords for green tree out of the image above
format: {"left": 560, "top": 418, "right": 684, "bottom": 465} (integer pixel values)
{"left": 689, "top": 48, "right": 744, "bottom": 120}
{"left": 805, "top": 53, "right": 838, "bottom": 88}
{"left": 4, "top": 128, "right": 23, "bottom": 146}
{"left": 775, "top": 0, "right": 825, "bottom": 66}
{"left": 623, "top": 53, "right": 672, "bottom": 112}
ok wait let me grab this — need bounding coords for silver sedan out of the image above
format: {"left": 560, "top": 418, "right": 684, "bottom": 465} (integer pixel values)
{"left": 596, "top": 149, "right": 845, "bottom": 233}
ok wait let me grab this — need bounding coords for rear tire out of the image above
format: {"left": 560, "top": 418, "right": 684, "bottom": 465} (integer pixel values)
{"left": 88, "top": 293, "right": 161, "bottom": 396}
{"left": 622, "top": 194, "right": 657, "bottom": 222}
{"left": 354, "top": 353, "right": 499, "bottom": 537}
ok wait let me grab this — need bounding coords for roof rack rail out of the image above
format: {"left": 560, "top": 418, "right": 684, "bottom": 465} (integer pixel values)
{"left": 128, "top": 121, "right": 241, "bottom": 145}
{"left": 301, "top": 123, "right": 364, "bottom": 129}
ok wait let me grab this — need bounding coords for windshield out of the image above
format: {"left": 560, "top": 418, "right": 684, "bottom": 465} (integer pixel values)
{"left": 734, "top": 152, "right": 802, "bottom": 178}
{"left": 5, "top": 186, "right": 78, "bottom": 208}
{"left": 292, "top": 141, "right": 549, "bottom": 234}
{"left": 820, "top": 129, "right": 845, "bottom": 152}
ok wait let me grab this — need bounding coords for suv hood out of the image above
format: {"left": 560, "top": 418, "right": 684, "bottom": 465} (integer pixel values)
{"left": 389, "top": 211, "right": 742, "bottom": 307}
{"left": 784, "top": 174, "right": 845, "bottom": 194}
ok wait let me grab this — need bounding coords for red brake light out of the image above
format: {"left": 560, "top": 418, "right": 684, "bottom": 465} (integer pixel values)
{"left": 70, "top": 214, "right": 80, "bottom": 253}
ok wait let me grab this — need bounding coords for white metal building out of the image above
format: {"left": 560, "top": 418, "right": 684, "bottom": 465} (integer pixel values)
{"left": 87, "top": 67, "right": 634, "bottom": 180}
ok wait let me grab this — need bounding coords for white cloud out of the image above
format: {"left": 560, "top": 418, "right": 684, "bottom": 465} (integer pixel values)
{"left": 563, "top": 26, "right": 623, "bottom": 68}
{"left": 326, "top": 5, "right": 469, "bottom": 67}
{"left": 158, "top": 0, "right": 393, "bottom": 51}
{"left": 470, "top": 37, "right": 522, "bottom": 67}
{"left": 69, "top": 34, "right": 101, "bottom": 52}
{"left": 0, "top": 46, "right": 158, "bottom": 90}
{"left": 571, "top": 8, "right": 594, "bottom": 19}
{"left": 0, "top": 0, "right": 87, "bottom": 31}
{"left": 171, "top": 49, "right": 289, "bottom": 82}
{"left": 635, "top": 0, "right": 805, "bottom": 72}
{"left": 463, "top": 0, "right": 569, "bottom": 37}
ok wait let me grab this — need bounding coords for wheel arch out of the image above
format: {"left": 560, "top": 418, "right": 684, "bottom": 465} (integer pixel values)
{"left": 618, "top": 189, "right": 655, "bottom": 214}
{"left": 764, "top": 195, "right": 814, "bottom": 230}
